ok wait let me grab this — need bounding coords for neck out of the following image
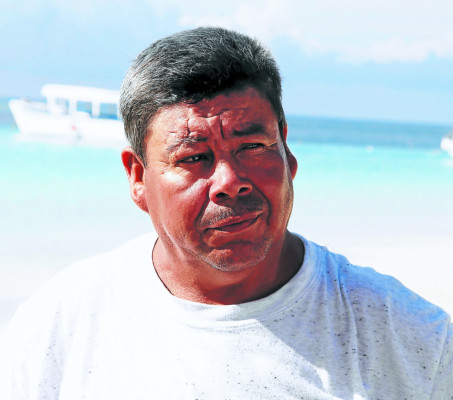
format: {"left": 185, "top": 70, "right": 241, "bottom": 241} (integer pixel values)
{"left": 152, "top": 232, "right": 304, "bottom": 305}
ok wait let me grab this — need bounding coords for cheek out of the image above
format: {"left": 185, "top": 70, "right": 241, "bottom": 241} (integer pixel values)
{"left": 146, "top": 171, "right": 210, "bottom": 226}
{"left": 247, "top": 156, "right": 294, "bottom": 216}
{"left": 248, "top": 153, "right": 291, "bottom": 187}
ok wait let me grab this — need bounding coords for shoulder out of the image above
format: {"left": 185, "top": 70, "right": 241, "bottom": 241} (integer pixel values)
{"left": 1, "top": 232, "right": 156, "bottom": 349}
{"left": 302, "top": 236, "right": 451, "bottom": 351}
{"left": 32, "top": 232, "right": 155, "bottom": 302}
{"left": 302, "top": 236, "right": 450, "bottom": 322}
{"left": 0, "top": 233, "right": 157, "bottom": 397}
{"left": 301, "top": 236, "right": 453, "bottom": 394}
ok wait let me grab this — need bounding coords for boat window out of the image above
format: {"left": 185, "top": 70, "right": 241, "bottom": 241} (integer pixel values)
{"left": 100, "top": 103, "right": 118, "bottom": 120}
{"left": 49, "top": 98, "right": 68, "bottom": 114}
{"left": 56, "top": 98, "right": 68, "bottom": 110}
{"left": 77, "top": 101, "right": 92, "bottom": 115}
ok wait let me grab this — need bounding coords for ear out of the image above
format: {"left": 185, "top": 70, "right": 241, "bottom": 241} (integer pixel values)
{"left": 121, "top": 147, "right": 149, "bottom": 213}
{"left": 282, "top": 124, "right": 298, "bottom": 180}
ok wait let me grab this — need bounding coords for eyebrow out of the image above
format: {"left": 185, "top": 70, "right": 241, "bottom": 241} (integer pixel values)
{"left": 165, "top": 123, "right": 268, "bottom": 154}
{"left": 231, "top": 123, "right": 267, "bottom": 137}
{"left": 166, "top": 136, "right": 208, "bottom": 154}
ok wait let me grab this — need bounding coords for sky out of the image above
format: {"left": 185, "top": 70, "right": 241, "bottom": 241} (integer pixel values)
{"left": 1, "top": 0, "right": 453, "bottom": 124}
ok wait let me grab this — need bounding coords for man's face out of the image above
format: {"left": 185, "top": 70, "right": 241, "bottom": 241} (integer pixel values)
{"left": 128, "top": 86, "right": 297, "bottom": 272}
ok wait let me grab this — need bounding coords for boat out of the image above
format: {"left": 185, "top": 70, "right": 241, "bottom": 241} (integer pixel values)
{"left": 9, "top": 84, "right": 127, "bottom": 146}
{"left": 440, "top": 131, "right": 453, "bottom": 157}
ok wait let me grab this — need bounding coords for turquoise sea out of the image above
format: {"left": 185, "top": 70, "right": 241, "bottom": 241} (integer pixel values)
{"left": 1, "top": 97, "right": 453, "bottom": 328}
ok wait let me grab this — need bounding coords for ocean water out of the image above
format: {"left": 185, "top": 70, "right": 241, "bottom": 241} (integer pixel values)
{"left": 1, "top": 97, "right": 453, "bottom": 326}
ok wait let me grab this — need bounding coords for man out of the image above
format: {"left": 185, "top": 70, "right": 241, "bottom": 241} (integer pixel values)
{"left": 1, "top": 27, "right": 452, "bottom": 399}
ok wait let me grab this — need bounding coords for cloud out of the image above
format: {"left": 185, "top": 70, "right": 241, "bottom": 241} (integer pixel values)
{"left": 146, "top": 0, "right": 453, "bottom": 64}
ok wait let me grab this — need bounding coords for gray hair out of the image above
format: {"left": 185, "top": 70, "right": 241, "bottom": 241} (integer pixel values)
{"left": 119, "top": 26, "right": 285, "bottom": 163}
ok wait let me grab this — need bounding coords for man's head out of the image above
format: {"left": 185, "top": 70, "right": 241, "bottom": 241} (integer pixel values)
{"left": 119, "top": 26, "right": 285, "bottom": 163}
{"left": 121, "top": 27, "right": 298, "bottom": 280}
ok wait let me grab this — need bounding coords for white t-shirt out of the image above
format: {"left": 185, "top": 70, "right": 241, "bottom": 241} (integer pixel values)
{"left": 0, "top": 233, "right": 452, "bottom": 399}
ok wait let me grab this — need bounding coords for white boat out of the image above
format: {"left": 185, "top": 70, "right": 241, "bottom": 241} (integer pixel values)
{"left": 9, "top": 84, "right": 127, "bottom": 146}
{"left": 440, "top": 131, "right": 453, "bottom": 157}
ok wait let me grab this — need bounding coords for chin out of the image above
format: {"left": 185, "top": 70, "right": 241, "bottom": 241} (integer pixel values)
{"left": 201, "top": 239, "right": 272, "bottom": 273}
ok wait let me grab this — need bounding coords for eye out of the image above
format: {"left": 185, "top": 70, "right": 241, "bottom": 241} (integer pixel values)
{"left": 179, "top": 154, "right": 209, "bottom": 163}
{"left": 242, "top": 143, "right": 264, "bottom": 151}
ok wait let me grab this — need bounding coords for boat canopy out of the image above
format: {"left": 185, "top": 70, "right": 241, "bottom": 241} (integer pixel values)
{"left": 41, "top": 84, "right": 120, "bottom": 117}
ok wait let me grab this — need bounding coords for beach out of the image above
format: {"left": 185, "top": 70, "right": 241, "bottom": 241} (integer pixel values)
{"left": 1, "top": 114, "right": 452, "bottom": 332}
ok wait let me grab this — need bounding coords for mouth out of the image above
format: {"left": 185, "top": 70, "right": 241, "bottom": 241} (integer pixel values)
{"left": 207, "top": 215, "right": 260, "bottom": 233}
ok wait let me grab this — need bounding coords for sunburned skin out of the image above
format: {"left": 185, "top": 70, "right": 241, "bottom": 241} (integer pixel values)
{"left": 122, "top": 86, "right": 304, "bottom": 304}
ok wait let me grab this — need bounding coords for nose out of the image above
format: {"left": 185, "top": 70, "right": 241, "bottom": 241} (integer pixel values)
{"left": 209, "top": 159, "right": 252, "bottom": 202}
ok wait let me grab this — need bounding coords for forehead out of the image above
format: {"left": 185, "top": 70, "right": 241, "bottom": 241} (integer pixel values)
{"left": 146, "top": 87, "right": 278, "bottom": 143}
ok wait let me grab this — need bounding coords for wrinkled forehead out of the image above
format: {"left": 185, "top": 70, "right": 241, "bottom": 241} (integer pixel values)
{"left": 147, "top": 87, "right": 279, "bottom": 140}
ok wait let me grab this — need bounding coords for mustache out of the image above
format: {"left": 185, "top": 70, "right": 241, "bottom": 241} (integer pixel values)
{"left": 199, "top": 197, "right": 264, "bottom": 228}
